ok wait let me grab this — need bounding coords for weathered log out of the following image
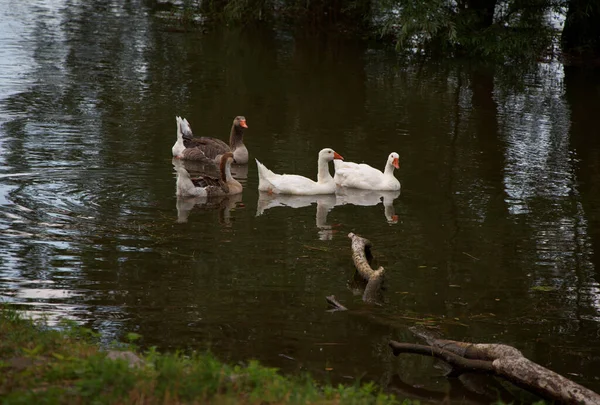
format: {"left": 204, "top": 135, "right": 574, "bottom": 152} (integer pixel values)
{"left": 348, "top": 232, "right": 382, "bottom": 281}
{"left": 362, "top": 268, "right": 385, "bottom": 304}
{"left": 325, "top": 295, "right": 348, "bottom": 311}
{"left": 348, "top": 232, "right": 385, "bottom": 303}
{"left": 389, "top": 338, "right": 600, "bottom": 405}
{"left": 389, "top": 342, "right": 495, "bottom": 375}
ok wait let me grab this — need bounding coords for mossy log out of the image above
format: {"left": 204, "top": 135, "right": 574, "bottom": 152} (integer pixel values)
{"left": 389, "top": 335, "right": 600, "bottom": 405}
{"left": 348, "top": 232, "right": 385, "bottom": 303}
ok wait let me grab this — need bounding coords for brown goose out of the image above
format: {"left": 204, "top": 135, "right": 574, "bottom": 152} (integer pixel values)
{"left": 175, "top": 152, "right": 242, "bottom": 198}
{"left": 183, "top": 116, "right": 249, "bottom": 164}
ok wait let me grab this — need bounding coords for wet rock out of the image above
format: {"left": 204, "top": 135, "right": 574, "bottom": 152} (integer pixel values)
{"left": 106, "top": 350, "right": 144, "bottom": 368}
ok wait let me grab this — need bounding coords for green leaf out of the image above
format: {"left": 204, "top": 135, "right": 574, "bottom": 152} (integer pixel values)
{"left": 126, "top": 332, "right": 142, "bottom": 342}
{"left": 52, "top": 352, "right": 65, "bottom": 360}
{"left": 530, "top": 285, "right": 556, "bottom": 292}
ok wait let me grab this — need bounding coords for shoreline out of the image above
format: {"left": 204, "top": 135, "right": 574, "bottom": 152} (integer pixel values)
{"left": 0, "top": 306, "right": 407, "bottom": 404}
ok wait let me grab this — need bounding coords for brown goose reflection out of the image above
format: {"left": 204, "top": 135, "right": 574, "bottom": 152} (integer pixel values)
{"left": 172, "top": 157, "right": 243, "bottom": 224}
{"left": 176, "top": 193, "right": 243, "bottom": 225}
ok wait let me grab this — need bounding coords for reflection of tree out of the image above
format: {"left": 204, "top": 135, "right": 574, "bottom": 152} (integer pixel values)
{"left": 565, "top": 66, "right": 600, "bottom": 295}
{"left": 496, "top": 64, "right": 599, "bottom": 385}
{"left": 565, "top": 67, "right": 600, "bottom": 267}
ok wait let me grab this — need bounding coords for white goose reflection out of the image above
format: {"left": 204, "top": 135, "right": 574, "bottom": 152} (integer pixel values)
{"left": 256, "top": 192, "right": 337, "bottom": 240}
{"left": 335, "top": 188, "right": 400, "bottom": 224}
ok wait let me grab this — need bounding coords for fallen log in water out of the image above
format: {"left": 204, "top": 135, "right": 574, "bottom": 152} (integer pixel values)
{"left": 389, "top": 335, "right": 600, "bottom": 405}
{"left": 324, "top": 233, "right": 387, "bottom": 310}
{"left": 348, "top": 232, "right": 385, "bottom": 303}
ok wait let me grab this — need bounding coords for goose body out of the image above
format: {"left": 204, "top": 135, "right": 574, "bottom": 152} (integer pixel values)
{"left": 176, "top": 152, "right": 242, "bottom": 198}
{"left": 256, "top": 148, "right": 343, "bottom": 195}
{"left": 334, "top": 152, "right": 400, "bottom": 191}
{"left": 183, "top": 116, "right": 249, "bottom": 164}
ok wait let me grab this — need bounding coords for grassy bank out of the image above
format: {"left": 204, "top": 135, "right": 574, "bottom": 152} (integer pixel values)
{"left": 0, "top": 307, "right": 408, "bottom": 404}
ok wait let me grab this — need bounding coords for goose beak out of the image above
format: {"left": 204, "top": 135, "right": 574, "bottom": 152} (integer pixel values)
{"left": 240, "top": 120, "right": 248, "bottom": 128}
{"left": 392, "top": 158, "right": 399, "bottom": 169}
{"left": 333, "top": 152, "right": 344, "bottom": 160}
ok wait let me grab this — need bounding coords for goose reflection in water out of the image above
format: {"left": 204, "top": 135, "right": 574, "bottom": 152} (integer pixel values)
{"left": 335, "top": 188, "right": 401, "bottom": 224}
{"left": 172, "top": 157, "right": 248, "bottom": 180}
{"left": 172, "top": 158, "right": 244, "bottom": 224}
{"left": 256, "top": 192, "right": 337, "bottom": 240}
{"left": 176, "top": 193, "right": 243, "bottom": 225}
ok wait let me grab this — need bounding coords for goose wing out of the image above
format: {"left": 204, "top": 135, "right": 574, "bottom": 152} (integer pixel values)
{"left": 181, "top": 147, "right": 213, "bottom": 163}
{"left": 184, "top": 137, "right": 230, "bottom": 158}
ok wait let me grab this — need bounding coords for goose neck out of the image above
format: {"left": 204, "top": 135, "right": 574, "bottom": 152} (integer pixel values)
{"left": 384, "top": 162, "right": 395, "bottom": 176}
{"left": 317, "top": 158, "right": 333, "bottom": 183}
{"left": 230, "top": 125, "right": 245, "bottom": 150}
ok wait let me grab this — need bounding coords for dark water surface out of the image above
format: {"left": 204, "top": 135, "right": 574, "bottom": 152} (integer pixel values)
{"left": 1, "top": 1, "right": 600, "bottom": 402}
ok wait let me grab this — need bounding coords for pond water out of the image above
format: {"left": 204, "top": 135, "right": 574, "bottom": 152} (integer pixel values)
{"left": 1, "top": 1, "right": 600, "bottom": 402}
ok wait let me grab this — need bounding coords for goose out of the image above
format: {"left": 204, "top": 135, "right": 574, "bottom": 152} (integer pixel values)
{"left": 256, "top": 148, "right": 343, "bottom": 195}
{"left": 333, "top": 152, "right": 400, "bottom": 191}
{"left": 172, "top": 116, "right": 214, "bottom": 163}
{"left": 175, "top": 152, "right": 242, "bottom": 198}
{"left": 183, "top": 116, "right": 249, "bottom": 164}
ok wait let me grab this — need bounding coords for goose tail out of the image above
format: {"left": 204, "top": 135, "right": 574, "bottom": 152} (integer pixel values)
{"left": 255, "top": 158, "right": 276, "bottom": 191}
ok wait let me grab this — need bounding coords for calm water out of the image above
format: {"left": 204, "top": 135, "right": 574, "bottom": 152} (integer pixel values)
{"left": 1, "top": 1, "right": 600, "bottom": 402}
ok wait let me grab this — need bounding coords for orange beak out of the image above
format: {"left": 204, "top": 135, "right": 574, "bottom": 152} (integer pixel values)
{"left": 392, "top": 158, "right": 399, "bottom": 169}
{"left": 240, "top": 120, "right": 248, "bottom": 128}
{"left": 333, "top": 152, "right": 344, "bottom": 160}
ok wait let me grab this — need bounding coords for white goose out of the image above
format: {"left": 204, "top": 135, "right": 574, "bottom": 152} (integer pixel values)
{"left": 334, "top": 152, "right": 400, "bottom": 191}
{"left": 256, "top": 148, "right": 343, "bottom": 195}
{"left": 176, "top": 152, "right": 242, "bottom": 198}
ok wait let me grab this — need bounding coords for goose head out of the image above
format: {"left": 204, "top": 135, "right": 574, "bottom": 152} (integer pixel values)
{"left": 230, "top": 116, "right": 248, "bottom": 154}
{"left": 388, "top": 152, "right": 400, "bottom": 169}
{"left": 233, "top": 116, "right": 248, "bottom": 129}
{"left": 319, "top": 148, "right": 344, "bottom": 162}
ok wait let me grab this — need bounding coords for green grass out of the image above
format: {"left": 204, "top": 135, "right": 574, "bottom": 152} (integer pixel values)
{"left": 0, "top": 306, "right": 409, "bottom": 404}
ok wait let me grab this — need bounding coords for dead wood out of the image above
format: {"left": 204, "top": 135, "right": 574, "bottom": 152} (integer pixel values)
{"left": 348, "top": 232, "right": 385, "bottom": 303}
{"left": 389, "top": 342, "right": 495, "bottom": 375}
{"left": 389, "top": 337, "right": 600, "bottom": 405}
{"left": 348, "top": 232, "right": 382, "bottom": 280}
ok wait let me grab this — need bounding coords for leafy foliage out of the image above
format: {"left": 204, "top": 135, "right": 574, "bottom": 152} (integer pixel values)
{"left": 156, "top": 0, "right": 600, "bottom": 62}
